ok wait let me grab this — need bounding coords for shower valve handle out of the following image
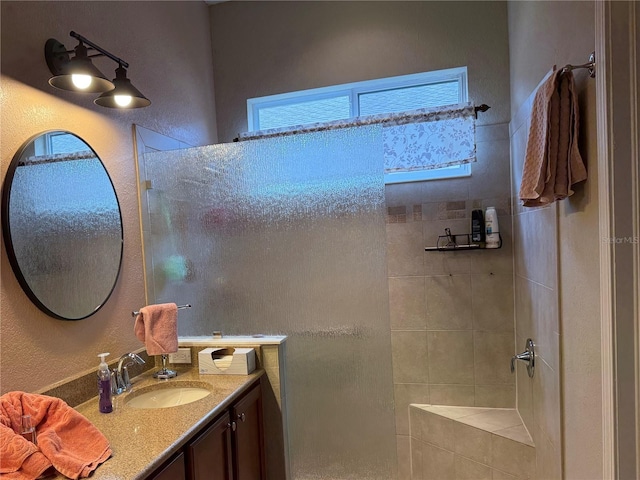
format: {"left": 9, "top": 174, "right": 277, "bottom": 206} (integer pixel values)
{"left": 510, "top": 338, "right": 535, "bottom": 378}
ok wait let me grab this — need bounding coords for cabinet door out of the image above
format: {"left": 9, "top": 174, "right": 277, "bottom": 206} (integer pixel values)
{"left": 232, "top": 383, "right": 265, "bottom": 480}
{"left": 148, "top": 451, "right": 186, "bottom": 480}
{"left": 186, "top": 411, "right": 233, "bottom": 480}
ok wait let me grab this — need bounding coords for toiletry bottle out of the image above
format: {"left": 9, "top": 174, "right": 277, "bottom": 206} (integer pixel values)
{"left": 97, "top": 353, "right": 113, "bottom": 413}
{"left": 471, "top": 209, "right": 485, "bottom": 244}
{"left": 485, "top": 207, "right": 500, "bottom": 248}
{"left": 20, "top": 414, "right": 37, "bottom": 445}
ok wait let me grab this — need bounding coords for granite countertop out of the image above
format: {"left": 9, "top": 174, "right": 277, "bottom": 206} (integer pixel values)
{"left": 50, "top": 367, "right": 264, "bottom": 480}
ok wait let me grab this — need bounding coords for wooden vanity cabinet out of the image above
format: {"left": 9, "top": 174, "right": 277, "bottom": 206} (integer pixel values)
{"left": 146, "top": 380, "right": 265, "bottom": 480}
{"left": 231, "top": 382, "right": 265, "bottom": 480}
{"left": 186, "top": 411, "right": 233, "bottom": 479}
{"left": 148, "top": 451, "right": 186, "bottom": 480}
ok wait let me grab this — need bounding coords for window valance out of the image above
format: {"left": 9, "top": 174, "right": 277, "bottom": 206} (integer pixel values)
{"left": 237, "top": 103, "right": 477, "bottom": 172}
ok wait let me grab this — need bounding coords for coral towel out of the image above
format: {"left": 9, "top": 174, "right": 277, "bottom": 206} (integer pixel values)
{"left": 519, "top": 67, "right": 587, "bottom": 207}
{"left": 0, "top": 391, "right": 111, "bottom": 479}
{"left": 134, "top": 303, "right": 178, "bottom": 355}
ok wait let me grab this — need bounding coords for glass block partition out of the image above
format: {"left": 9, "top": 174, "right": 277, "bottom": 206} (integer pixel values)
{"left": 140, "top": 126, "right": 397, "bottom": 479}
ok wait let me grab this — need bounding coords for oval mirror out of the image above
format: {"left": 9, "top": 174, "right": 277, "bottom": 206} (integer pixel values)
{"left": 2, "top": 131, "right": 123, "bottom": 320}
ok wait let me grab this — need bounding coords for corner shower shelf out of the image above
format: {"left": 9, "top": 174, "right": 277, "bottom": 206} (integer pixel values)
{"left": 424, "top": 228, "right": 502, "bottom": 252}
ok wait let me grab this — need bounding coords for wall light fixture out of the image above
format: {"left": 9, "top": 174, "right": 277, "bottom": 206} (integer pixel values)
{"left": 44, "top": 31, "right": 150, "bottom": 109}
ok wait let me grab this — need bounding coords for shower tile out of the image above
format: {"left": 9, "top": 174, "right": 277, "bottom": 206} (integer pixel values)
{"left": 388, "top": 276, "right": 427, "bottom": 330}
{"left": 409, "top": 405, "right": 424, "bottom": 440}
{"left": 454, "top": 455, "right": 492, "bottom": 480}
{"left": 421, "top": 202, "right": 440, "bottom": 221}
{"left": 513, "top": 206, "right": 557, "bottom": 288}
{"left": 396, "top": 435, "right": 412, "bottom": 480}
{"left": 427, "top": 331, "right": 474, "bottom": 384}
{"left": 491, "top": 468, "right": 518, "bottom": 480}
{"left": 532, "top": 357, "right": 561, "bottom": 448}
{"left": 425, "top": 275, "right": 472, "bottom": 330}
{"left": 531, "top": 284, "right": 559, "bottom": 371}
{"left": 456, "top": 409, "right": 522, "bottom": 432}
{"left": 421, "top": 177, "right": 469, "bottom": 203}
{"left": 473, "top": 332, "right": 515, "bottom": 385}
{"left": 474, "top": 385, "right": 516, "bottom": 408}
{"left": 421, "top": 405, "right": 488, "bottom": 419}
{"left": 469, "top": 139, "right": 512, "bottom": 200}
{"left": 386, "top": 221, "right": 424, "bottom": 276}
{"left": 515, "top": 342, "right": 534, "bottom": 436}
{"left": 476, "top": 123, "right": 510, "bottom": 143}
{"left": 391, "top": 331, "right": 429, "bottom": 384}
{"left": 453, "top": 422, "right": 492, "bottom": 465}
{"left": 422, "top": 443, "right": 455, "bottom": 480}
{"left": 420, "top": 411, "right": 455, "bottom": 451}
{"left": 494, "top": 425, "right": 534, "bottom": 447}
{"left": 534, "top": 424, "right": 561, "bottom": 480}
{"left": 429, "top": 385, "right": 475, "bottom": 406}
{"left": 394, "top": 383, "right": 430, "bottom": 435}
{"left": 410, "top": 436, "right": 423, "bottom": 479}
{"left": 385, "top": 181, "right": 425, "bottom": 209}
{"left": 515, "top": 275, "right": 536, "bottom": 342}
{"left": 470, "top": 220, "right": 513, "bottom": 275}
{"left": 490, "top": 434, "right": 535, "bottom": 478}
{"left": 471, "top": 273, "right": 514, "bottom": 332}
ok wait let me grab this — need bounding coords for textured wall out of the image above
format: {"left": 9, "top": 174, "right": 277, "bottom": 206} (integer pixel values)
{"left": 507, "top": 2, "right": 600, "bottom": 479}
{"left": 210, "top": 1, "right": 510, "bottom": 142}
{"left": 0, "top": 1, "right": 217, "bottom": 394}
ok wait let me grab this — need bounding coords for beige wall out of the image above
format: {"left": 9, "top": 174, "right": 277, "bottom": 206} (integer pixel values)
{"left": 0, "top": 1, "right": 217, "bottom": 394}
{"left": 508, "top": 1, "right": 601, "bottom": 479}
{"left": 210, "top": 1, "right": 510, "bottom": 142}
{"left": 209, "top": 3, "right": 511, "bottom": 479}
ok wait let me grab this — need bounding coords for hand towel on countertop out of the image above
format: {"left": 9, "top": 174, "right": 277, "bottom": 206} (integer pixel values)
{"left": 519, "top": 67, "right": 587, "bottom": 207}
{"left": 0, "top": 391, "right": 111, "bottom": 480}
{"left": 134, "top": 303, "right": 178, "bottom": 356}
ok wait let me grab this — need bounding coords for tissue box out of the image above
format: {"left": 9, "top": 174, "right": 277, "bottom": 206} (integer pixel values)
{"left": 198, "top": 347, "right": 256, "bottom": 375}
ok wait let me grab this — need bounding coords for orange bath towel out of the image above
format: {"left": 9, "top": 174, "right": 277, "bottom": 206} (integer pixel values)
{"left": 134, "top": 303, "right": 178, "bottom": 355}
{"left": 0, "top": 391, "right": 111, "bottom": 479}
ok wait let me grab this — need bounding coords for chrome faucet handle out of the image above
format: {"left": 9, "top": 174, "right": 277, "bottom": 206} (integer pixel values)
{"left": 511, "top": 338, "right": 535, "bottom": 378}
{"left": 114, "top": 352, "right": 146, "bottom": 394}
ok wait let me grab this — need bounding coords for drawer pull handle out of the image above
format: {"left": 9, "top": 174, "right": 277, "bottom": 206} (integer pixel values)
{"left": 238, "top": 413, "right": 246, "bottom": 422}
{"left": 227, "top": 421, "right": 237, "bottom": 432}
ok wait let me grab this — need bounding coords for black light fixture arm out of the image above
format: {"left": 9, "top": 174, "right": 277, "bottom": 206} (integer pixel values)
{"left": 69, "top": 31, "right": 129, "bottom": 69}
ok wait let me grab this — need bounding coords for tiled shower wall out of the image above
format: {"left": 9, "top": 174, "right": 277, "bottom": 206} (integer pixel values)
{"left": 509, "top": 86, "right": 562, "bottom": 480}
{"left": 386, "top": 123, "right": 516, "bottom": 478}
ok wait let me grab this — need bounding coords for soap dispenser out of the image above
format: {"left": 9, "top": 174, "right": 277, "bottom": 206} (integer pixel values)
{"left": 97, "top": 353, "right": 113, "bottom": 413}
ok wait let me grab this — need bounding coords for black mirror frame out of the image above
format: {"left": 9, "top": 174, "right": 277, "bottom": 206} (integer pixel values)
{"left": 1, "top": 131, "right": 124, "bottom": 320}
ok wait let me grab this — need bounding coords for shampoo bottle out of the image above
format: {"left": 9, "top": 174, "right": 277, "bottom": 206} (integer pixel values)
{"left": 97, "top": 353, "right": 113, "bottom": 413}
{"left": 471, "top": 209, "right": 485, "bottom": 244}
{"left": 485, "top": 207, "right": 500, "bottom": 249}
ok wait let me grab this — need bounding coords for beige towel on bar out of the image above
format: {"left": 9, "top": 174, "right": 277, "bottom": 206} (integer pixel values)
{"left": 519, "top": 68, "right": 587, "bottom": 207}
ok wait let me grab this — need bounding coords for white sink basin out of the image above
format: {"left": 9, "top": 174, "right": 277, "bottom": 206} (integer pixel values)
{"left": 125, "top": 383, "right": 211, "bottom": 409}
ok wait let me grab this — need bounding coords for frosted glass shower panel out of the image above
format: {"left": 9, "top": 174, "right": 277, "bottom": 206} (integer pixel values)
{"left": 142, "top": 126, "right": 396, "bottom": 479}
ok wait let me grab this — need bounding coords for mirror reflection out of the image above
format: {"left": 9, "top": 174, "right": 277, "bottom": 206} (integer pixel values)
{"left": 2, "top": 131, "right": 123, "bottom": 320}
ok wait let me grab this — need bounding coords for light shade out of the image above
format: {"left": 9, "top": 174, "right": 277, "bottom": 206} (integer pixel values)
{"left": 94, "top": 67, "right": 151, "bottom": 109}
{"left": 47, "top": 42, "right": 114, "bottom": 94}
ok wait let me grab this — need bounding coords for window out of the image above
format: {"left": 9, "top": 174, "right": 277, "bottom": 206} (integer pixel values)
{"left": 247, "top": 67, "right": 471, "bottom": 183}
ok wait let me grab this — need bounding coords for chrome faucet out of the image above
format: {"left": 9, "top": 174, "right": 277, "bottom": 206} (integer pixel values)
{"left": 112, "top": 353, "right": 145, "bottom": 395}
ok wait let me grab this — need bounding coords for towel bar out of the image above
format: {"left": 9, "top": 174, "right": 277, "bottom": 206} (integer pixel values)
{"left": 561, "top": 51, "right": 596, "bottom": 78}
{"left": 131, "top": 304, "right": 191, "bottom": 317}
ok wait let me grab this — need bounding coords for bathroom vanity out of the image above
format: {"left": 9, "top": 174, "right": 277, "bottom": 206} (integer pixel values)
{"left": 50, "top": 367, "right": 265, "bottom": 480}
{"left": 148, "top": 379, "right": 264, "bottom": 480}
